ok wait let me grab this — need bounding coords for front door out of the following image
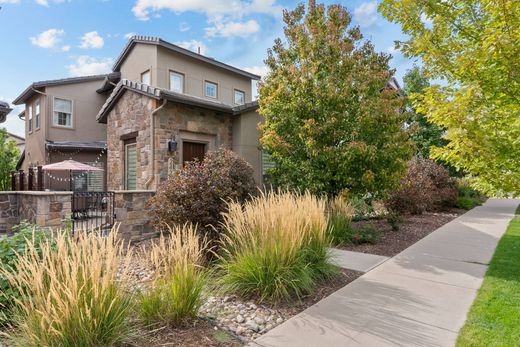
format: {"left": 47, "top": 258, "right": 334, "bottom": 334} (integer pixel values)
{"left": 182, "top": 141, "right": 206, "bottom": 165}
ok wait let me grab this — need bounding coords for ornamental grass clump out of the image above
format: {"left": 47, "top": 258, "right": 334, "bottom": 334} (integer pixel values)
{"left": 328, "top": 195, "right": 356, "bottom": 245}
{"left": 1, "top": 228, "right": 134, "bottom": 347}
{"left": 218, "top": 190, "right": 336, "bottom": 303}
{"left": 139, "top": 223, "right": 208, "bottom": 326}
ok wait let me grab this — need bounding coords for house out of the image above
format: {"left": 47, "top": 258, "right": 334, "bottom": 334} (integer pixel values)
{"left": 11, "top": 73, "right": 120, "bottom": 190}
{"left": 8, "top": 36, "right": 265, "bottom": 191}
{"left": 6, "top": 132, "right": 25, "bottom": 153}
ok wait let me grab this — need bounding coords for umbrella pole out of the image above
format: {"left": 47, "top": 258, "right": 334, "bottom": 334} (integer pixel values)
{"left": 70, "top": 170, "right": 72, "bottom": 191}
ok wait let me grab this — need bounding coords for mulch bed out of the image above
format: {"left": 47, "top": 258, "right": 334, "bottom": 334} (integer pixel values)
{"left": 341, "top": 208, "right": 466, "bottom": 257}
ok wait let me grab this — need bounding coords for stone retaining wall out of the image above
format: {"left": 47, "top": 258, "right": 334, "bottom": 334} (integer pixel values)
{"left": 113, "top": 190, "right": 157, "bottom": 243}
{"left": 0, "top": 192, "right": 72, "bottom": 235}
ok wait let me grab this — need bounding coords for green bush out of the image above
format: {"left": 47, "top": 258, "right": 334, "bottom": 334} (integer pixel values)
{"left": 0, "top": 222, "right": 51, "bottom": 327}
{"left": 387, "top": 212, "right": 401, "bottom": 231}
{"left": 456, "top": 178, "right": 487, "bottom": 209}
{"left": 139, "top": 224, "right": 208, "bottom": 326}
{"left": 327, "top": 196, "right": 355, "bottom": 245}
{"left": 455, "top": 196, "right": 476, "bottom": 210}
{"left": 147, "top": 148, "right": 257, "bottom": 245}
{"left": 218, "top": 191, "right": 336, "bottom": 302}
{"left": 351, "top": 226, "right": 380, "bottom": 244}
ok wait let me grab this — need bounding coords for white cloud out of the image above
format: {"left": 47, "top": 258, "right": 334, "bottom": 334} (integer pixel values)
{"left": 354, "top": 2, "right": 378, "bottom": 27}
{"left": 174, "top": 40, "right": 208, "bottom": 55}
{"left": 66, "top": 56, "right": 113, "bottom": 76}
{"left": 206, "top": 19, "right": 260, "bottom": 38}
{"left": 179, "top": 22, "right": 191, "bottom": 32}
{"left": 30, "top": 28, "right": 65, "bottom": 49}
{"left": 124, "top": 32, "right": 136, "bottom": 40}
{"left": 131, "top": 0, "right": 282, "bottom": 21}
{"left": 61, "top": 45, "right": 71, "bottom": 52}
{"left": 243, "top": 65, "right": 269, "bottom": 78}
{"left": 420, "top": 13, "right": 433, "bottom": 26}
{"left": 35, "top": 0, "right": 66, "bottom": 6}
{"left": 387, "top": 46, "right": 399, "bottom": 54}
{"left": 0, "top": 0, "right": 21, "bottom": 4}
{"left": 79, "top": 31, "right": 104, "bottom": 49}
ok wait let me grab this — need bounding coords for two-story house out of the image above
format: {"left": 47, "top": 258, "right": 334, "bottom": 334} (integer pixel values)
{"left": 10, "top": 36, "right": 264, "bottom": 191}
{"left": 12, "top": 73, "right": 120, "bottom": 190}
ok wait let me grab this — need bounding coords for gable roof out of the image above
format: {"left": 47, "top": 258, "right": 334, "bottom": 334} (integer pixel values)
{"left": 6, "top": 132, "right": 24, "bottom": 142}
{"left": 113, "top": 36, "right": 261, "bottom": 80}
{"left": 12, "top": 72, "right": 121, "bottom": 105}
{"left": 96, "top": 79, "right": 259, "bottom": 123}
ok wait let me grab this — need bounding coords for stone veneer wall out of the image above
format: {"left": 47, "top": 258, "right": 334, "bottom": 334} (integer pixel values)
{"left": 0, "top": 192, "right": 72, "bottom": 235}
{"left": 113, "top": 190, "right": 157, "bottom": 244}
{"left": 106, "top": 91, "right": 232, "bottom": 191}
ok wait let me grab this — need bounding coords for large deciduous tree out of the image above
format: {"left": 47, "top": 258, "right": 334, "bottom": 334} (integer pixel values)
{"left": 403, "top": 66, "right": 445, "bottom": 159}
{"left": 380, "top": 0, "right": 520, "bottom": 195}
{"left": 258, "top": 0, "right": 413, "bottom": 198}
{"left": 0, "top": 128, "right": 20, "bottom": 191}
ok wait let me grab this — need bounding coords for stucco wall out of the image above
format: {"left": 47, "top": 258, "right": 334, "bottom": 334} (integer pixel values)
{"left": 232, "top": 109, "right": 264, "bottom": 184}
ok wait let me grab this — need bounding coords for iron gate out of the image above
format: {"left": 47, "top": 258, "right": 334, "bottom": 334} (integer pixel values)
{"left": 71, "top": 191, "right": 115, "bottom": 235}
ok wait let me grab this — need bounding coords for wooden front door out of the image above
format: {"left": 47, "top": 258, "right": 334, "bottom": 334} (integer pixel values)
{"left": 182, "top": 141, "right": 206, "bottom": 165}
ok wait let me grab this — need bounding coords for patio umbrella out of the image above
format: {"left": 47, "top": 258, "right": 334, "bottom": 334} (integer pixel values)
{"left": 42, "top": 160, "right": 104, "bottom": 191}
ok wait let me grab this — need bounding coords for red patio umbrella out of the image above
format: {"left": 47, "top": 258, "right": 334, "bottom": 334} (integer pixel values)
{"left": 42, "top": 160, "right": 104, "bottom": 191}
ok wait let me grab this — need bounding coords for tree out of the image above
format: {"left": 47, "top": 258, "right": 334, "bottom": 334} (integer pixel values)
{"left": 0, "top": 128, "right": 19, "bottom": 191}
{"left": 403, "top": 66, "right": 445, "bottom": 159}
{"left": 258, "top": 0, "right": 413, "bottom": 198}
{"left": 380, "top": 0, "right": 520, "bottom": 195}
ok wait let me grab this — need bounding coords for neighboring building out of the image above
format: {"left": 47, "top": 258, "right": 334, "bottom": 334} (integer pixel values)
{"left": 11, "top": 73, "right": 120, "bottom": 190}
{"left": 6, "top": 132, "right": 24, "bottom": 152}
{"left": 8, "top": 36, "right": 265, "bottom": 191}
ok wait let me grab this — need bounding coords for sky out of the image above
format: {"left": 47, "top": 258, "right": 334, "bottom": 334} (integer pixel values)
{"left": 0, "top": 0, "right": 418, "bottom": 137}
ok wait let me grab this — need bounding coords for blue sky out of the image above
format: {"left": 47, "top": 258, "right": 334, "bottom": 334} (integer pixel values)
{"left": 0, "top": 0, "right": 417, "bottom": 137}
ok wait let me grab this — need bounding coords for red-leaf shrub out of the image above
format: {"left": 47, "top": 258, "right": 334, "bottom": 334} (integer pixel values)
{"left": 147, "top": 149, "right": 257, "bottom": 242}
{"left": 386, "top": 157, "right": 457, "bottom": 214}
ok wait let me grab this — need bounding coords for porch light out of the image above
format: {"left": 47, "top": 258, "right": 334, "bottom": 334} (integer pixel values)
{"left": 168, "top": 139, "right": 178, "bottom": 152}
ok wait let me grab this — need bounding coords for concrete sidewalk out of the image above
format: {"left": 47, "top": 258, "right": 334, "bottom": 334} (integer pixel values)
{"left": 250, "top": 199, "right": 519, "bottom": 347}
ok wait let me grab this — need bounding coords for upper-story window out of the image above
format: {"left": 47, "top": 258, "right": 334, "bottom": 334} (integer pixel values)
{"left": 205, "top": 81, "right": 218, "bottom": 99}
{"left": 169, "top": 71, "right": 184, "bottom": 93}
{"left": 28, "top": 103, "right": 33, "bottom": 133}
{"left": 35, "top": 98, "right": 40, "bottom": 129}
{"left": 53, "top": 98, "right": 73, "bottom": 128}
{"left": 234, "top": 89, "right": 245, "bottom": 105}
{"left": 141, "top": 70, "right": 151, "bottom": 85}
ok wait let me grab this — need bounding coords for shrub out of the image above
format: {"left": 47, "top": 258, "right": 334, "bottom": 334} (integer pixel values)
{"left": 351, "top": 225, "right": 380, "bottom": 244}
{"left": 218, "top": 190, "right": 336, "bottom": 302}
{"left": 1, "top": 228, "right": 134, "bottom": 346}
{"left": 0, "top": 222, "right": 51, "bottom": 327}
{"left": 147, "top": 148, "right": 257, "bottom": 244}
{"left": 386, "top": 212, "right": 401, "bottom": 231}
{"left": 455, "top": 196, "right": 475, "bottom": 210}
{"left": 139, "top": 224, "right": 208, "bottom": 326}
{"left": 386, "top": 157, "right": 457, "bottom": 214}
{"left": 328, "top": 196, "right": 355, "bottom": 245}
{"left": 456, "top": 178, "right": 487, "bottom": 209}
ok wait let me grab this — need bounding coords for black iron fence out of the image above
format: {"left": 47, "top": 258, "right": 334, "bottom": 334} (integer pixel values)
{"left": 71, "top": 191, "right": 115, "bottom": 235}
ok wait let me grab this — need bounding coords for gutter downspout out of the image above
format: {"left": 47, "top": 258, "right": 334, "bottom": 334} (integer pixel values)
{"left": 144, "top": 97, "right": 167, "bottom": 189}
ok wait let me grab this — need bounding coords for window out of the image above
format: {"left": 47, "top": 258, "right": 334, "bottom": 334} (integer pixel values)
{"left": 125, "top": 142, "right": 137, "bottom": 190}
{"left": 169, "top": 71, "right": 184, "bottom": 93}
{"left": 234, "top": 89, "right": 245, "bottom": 105}
{"left": 204, "top": 81, "right": 218, "bottom": 98}
{"left": 28, "top": 103, "right": 33, "bottom": 132}
{"left": 53, "top": 98, "right": 72, "bottom": 127}
{"left": 35, "top": 99, "right": 40, "bottom": 129}
{"left": 141, "top": 70, "right": 151, "bottom": 85}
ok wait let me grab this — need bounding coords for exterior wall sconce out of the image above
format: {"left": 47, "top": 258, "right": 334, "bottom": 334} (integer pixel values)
{"left": 168, "top": 139, "right": 178, "bottom": 152}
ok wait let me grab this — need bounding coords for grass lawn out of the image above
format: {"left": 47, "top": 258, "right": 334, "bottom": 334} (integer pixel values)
{"left": 456, "top": 204, "right": 520, "bottom": 347}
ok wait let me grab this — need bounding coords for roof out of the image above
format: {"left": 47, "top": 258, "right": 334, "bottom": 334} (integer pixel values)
{"left": 0, "top": 101, "right": 12, "bottom": 123}
{"left": 96, "top": 79, "right": 259, "bottom": 123}
{"left": 46, "top": 141, "right": 106, "bottom": 151}
{"left": 6, "top": 132, "right": 24, "bottom": 142}
{"left": 113, "top": 36, "right": 260, "bottom": 80}
{"left": 13, "top": 72, "right": 121, "bottom": 105}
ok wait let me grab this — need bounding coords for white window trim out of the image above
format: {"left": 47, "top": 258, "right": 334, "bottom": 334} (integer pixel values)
{"left": 234, "top": 89, "right": 245, "bottom": 105}
{"left": 169, "top": 70, "right": 184, "bottom": 93}
{"left": 35, "top": 98, "right": 41, "bottom": 130}
{"left": 52, "top": 97, "right": 74, "bottom": 129}
{"left": 27, "top": 103, "right": 33, "bottom": 133}
{"left": 141, "top": 69, "right": 151, "bottom": 85}
{"left": 204, "top": 80, "right": 218, "bottom": 99}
